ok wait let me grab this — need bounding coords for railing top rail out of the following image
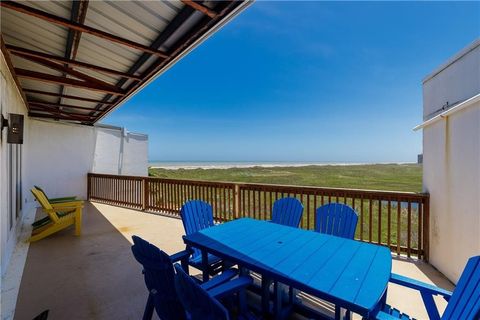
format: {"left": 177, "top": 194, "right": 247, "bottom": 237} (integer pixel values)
{"left": 88, "top": 173, "right": 145, "bottom": 180}
{"left": 236, "top": 182, "right": 428, "bottom": 201}
{"left": 88, "top": 172, "right": 428, "bottom": 201}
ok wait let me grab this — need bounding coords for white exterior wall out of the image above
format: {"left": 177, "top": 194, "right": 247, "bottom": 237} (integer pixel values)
{"left": 92, "top": 126, "right": 148, "bottom": 176}
{"left": 120, "top": 132, "right": 149, "bottom": 176}
{"left": 24, "top": 120, "right": 96, "bottom": 201}
{"left": 0, "top": 50, "right": 29, "bottom": 277}
{"left": 25, "top": 120, "right": 149, "bottom": 202}
{"left": 422, "top": 40, "right": 480, "bottom": 283}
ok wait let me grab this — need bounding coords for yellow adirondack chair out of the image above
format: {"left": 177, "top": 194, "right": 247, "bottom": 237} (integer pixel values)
{"left": 30, "top": 188, "right": 83, "bottom": 242}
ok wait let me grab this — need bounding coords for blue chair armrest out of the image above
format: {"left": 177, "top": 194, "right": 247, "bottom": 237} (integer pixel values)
{"left": 207, "top": 276, "right": 253, "bottom": 300}
{"left": 169, "top": 249, "right": 191, "bottom": 263}
{"left": 201, "top": 268, "right": 238, "bottom": 291}
{"left": 390, "top": 273, "right": 452, "bottom": 300}
{"left": 170, "top": 249, "right": 191, "bottom": 274}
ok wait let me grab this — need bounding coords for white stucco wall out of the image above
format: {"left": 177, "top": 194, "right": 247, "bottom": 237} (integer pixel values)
{"left": 24, "top": 119, "right": 97, "bottom": 201}
{"left": 92, "top": 126, "right": 148, "bottom": 176}
{"left": 25, "top": 121, "right": 149, "bottom": 202}
{"left": 0, "top": 50, "right": 29, "bottom": 277}
{"left": 120, "top": 132, "right": 149, "bottom": 176}
{"left": 422, "top": 40, "right": 480, "bottom": 283}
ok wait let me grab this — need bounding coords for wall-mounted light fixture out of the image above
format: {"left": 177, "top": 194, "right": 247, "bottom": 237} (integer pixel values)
{"left": 1, "top": 113, "right": 24, "bottom": 144}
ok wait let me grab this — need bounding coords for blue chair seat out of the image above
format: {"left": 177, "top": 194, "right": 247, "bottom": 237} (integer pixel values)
{"left": 174, "top": 263, "right": 257, "bottom": 320}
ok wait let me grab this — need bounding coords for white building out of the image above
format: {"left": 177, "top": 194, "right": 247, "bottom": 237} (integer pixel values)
{"left": 419, "top": 39, "right": 480, "bottom": 283}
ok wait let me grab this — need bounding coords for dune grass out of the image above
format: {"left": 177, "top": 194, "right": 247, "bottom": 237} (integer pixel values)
{"left": 149, "top": 164, "right": 422, "bottom": 193}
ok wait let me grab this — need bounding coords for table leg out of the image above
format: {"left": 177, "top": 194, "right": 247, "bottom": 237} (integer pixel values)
{"left": 335, "top": 306, "right": 351, "bottom": 320}
{"left": 261, "top": 277, "right": 271, "bottom": 317}
{"left": 273, "top": 281, "right": 282, "bottom": 320}
{"left": 201, "top": 249, "right": 209, "bottom": 282}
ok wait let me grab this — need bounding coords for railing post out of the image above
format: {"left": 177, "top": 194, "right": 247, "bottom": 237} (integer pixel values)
{"left": 422, "top": 196, "right": 430, "bottom": 262}
{"left": 87, "top": 173, "right": 91, "bottom": 201}
{"left": 234, "top": 184, "right": 240, "bottom": 219}
{"left": 142, "top": 177, "right": 148, "bottom": 211}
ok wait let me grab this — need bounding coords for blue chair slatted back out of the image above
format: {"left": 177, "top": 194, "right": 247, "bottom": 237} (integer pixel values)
{"left": 131, "top": 236, "right": 186, "bottom": 320}
{"left": 180, "top": 200, "right": 215, "bottom": 260}
{"left": 271, "top": 197, "right": 304, "bottom": 227}
{"left": 174, "top": 263, "right": 229, "bottom": 320}
{"left": 315, "top": 203, "right": 358, "bottom": 239}
{"left": 442, "top": 255, "right": 480, "bottom": 320}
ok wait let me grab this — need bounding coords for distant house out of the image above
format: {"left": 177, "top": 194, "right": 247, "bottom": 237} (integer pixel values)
{"left": 417, "top": 154, "right": 423, "bottom": 164}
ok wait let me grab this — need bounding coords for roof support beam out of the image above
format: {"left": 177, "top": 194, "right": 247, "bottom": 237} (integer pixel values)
{"left": 30, "top": 105, "right": 96, "bottom": 119}
{"left": 181, "top": 1, "right": 218, "bottom": 18}
{"left": 58, "top": 0, "right": 89, "bottom": 105}
{"left": 15, "top": 68, "right": 125, "bottom": 95}
{"left": 69, "top": 0, "right": 89, "bottom": 61}
{"left": 28, "top": 112, "right": 93, "bottom": 122}
{"left": 29, "top": 103, "right": 96, "bottom": 118}
{"left": 28, "top": 100, "right": 102, "bottom": 112}
{"left": 90, "top": 5, "right": 198, "bottom": 116}
{"left": 7, "top": 45, "right": 142, "bottom": 80}
{"left": 0, "top": 1, "right": 169, "bottom": 58}
{"left": 23, "top": 89, "right": 114, "bottom": 104}
{"left": 13, "top": 52, "right": 119, "bottom": 91}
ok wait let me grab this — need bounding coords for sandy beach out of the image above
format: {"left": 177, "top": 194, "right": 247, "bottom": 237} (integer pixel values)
{"left": 149, "top": 161, "right": 411, "bottom": 170}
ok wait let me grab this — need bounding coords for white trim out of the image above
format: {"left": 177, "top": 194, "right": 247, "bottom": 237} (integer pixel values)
{"left": 423, "top": 39, "right": 480, "bottom": 84}
{"left": 413, "top": 93, "right": 480, "bottom": 131}
{"left": 96, "top": 0, "right": 254, "bottom": 123}
{"left": 29, "top": 118, "right": 148, "bottom": 138}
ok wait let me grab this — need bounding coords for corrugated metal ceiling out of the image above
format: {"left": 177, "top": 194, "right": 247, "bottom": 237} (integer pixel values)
{"left": 0, "top": 0, "right": 252, "bottom": 124}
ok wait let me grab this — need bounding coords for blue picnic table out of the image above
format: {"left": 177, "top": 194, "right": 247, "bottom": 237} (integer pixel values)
{"left": 182, "top": 218, "right": 392, "bottom": 319}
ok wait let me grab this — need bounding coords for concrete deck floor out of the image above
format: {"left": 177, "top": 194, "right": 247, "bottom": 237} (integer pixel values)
{"left": 13, "top": 202, "right": 454, "bottom": 320}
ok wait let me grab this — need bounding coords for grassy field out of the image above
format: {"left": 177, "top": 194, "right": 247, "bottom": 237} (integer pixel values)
{"left": 149, "top": 164, "right": 422, "bottom": 192}
{"left": 147, "top": 163, "right": 425, "bottom": 255}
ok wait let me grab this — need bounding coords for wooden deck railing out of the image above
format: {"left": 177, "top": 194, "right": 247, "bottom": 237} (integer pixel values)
{"left": 87, "top": 173, "right": 430, "bottom": 261}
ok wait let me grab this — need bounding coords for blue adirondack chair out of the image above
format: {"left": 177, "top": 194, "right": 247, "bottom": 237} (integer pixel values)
{"left": 174, "top": 263, "right": 255, "bottom": 320}
{"left": 377, "top": 255, "right": 480, "bottom": 320}
{"left": 314, "top": 203, "right": 358, "bottom": 318}
{"left": 131, "top": 235, "right": 238, "bottom": 320}
{"left": 180, "top": 200, "right": 225, "bottom": 275}
{"left": 271, "top": 197, "right": 304, "bottom": 227}
{"left": 263, "top": 198, "right": 304, "bottom": 313}
{"left": 315, "top": 203, "right": 358, "bottom": 239}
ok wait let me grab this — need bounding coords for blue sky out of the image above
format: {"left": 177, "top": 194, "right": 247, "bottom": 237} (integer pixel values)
{"left": 103, "top": 1, "right": 480, "bottom": 163}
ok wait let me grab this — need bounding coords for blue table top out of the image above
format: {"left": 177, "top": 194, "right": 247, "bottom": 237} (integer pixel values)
{"left": 183, "top": 218, "right": 392, "bottom": 317}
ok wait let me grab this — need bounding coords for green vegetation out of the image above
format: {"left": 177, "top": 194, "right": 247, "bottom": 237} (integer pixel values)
{"left": 148, "top": 164, "right": 425, "bottom": 255}
{"left": 149, "top": 164, "right": 422, "bottom": 192}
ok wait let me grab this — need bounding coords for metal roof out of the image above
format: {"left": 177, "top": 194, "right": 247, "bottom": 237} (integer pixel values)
{"left": 0, "top": 0, "right": 252, "bottom": 124}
